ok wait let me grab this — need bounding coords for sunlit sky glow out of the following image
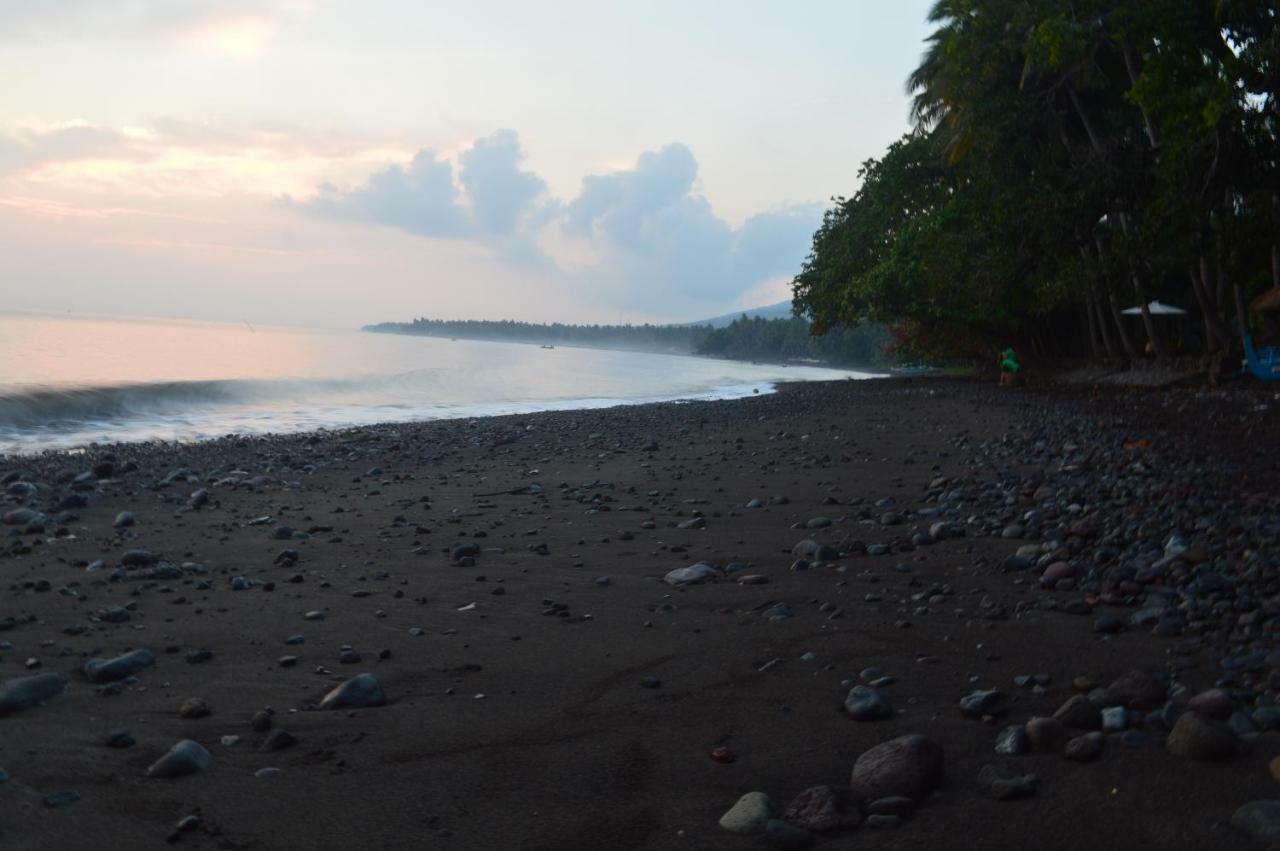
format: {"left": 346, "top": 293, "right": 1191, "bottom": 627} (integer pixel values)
{"left": 0, "top": 1, "right": 931, "bottom": 327}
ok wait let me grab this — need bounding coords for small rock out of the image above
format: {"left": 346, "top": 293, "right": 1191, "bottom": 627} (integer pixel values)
{"left": 782, "top": 785, "right": 862, "bottom": 833}
{"left": 1187, "top": 688, "right": 1233, "bottom": 721}
{"left": 995, "top": 725, "right": 1028, "bottom": 755}
{"left": 261, "top": 729, "right": 299, "bottom": 751}
{"left": 763, "top": 819, "right": 815, "bottom": 849}
{"left": 319, "top": 673, "right": 386, "bottom": 710}
{"left": 147, "top": 739, "right": 212, "bottom": 778}
{"left": 977, "top": 764, "right": 1038, "bottom": 800}
{"left": 844, "top": 686, "right": 893, "bottom": 721}
{"left": 1025, "top": 717, "right": 1068, "bottom": 753}
{"left": 83, "top": 649, "right": 155, "bottom": 683}
{"left": 1064, "top": 732, "right": 1104, "bottom": 762}
{"left": 0, "top": 672, "right": 67, "bottom": 716}
{"left": 1232, "top": 801, "right": 1280, "bottom": 845}
{"left": 959, "top": 688, "right": 1008, "bottom": 717}
{"left": 178, "top": 697, "right": 210, "bottom": 719}
{"left": 1053, "top": 694, "right": 1101, "bottom": 730}
{"left": 718, "top": 791, "right": 775, "bottom": 834}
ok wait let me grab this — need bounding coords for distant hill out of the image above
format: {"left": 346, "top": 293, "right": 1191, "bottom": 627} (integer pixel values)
{"left": 688, "top": 300, "right": 795, "bottom": 328}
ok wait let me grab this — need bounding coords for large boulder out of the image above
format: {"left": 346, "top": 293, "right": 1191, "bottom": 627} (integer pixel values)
{"left": 1166, "top": 711, "right": 1237, "bottom": 760}
{"left": 850, "top": 734, "right": 944, "bottom": 802}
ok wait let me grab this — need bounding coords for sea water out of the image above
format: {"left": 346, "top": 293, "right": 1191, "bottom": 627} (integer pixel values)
{"left": 0, "top": 312, "right": 881, "bottom": 454}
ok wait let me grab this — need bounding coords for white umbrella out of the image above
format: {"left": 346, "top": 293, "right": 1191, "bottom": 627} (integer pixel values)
{"left": 1120, "top": 300, "right": 1187, "bottom": 316}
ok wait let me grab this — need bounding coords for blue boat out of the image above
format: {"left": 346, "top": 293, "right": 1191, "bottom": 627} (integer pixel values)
{"left": 1244, "top": 334, "right": 1280, "bottom": 381}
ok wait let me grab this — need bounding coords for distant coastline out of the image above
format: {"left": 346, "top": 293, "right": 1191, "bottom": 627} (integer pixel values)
{"left": 363, "top": 315, "right": 891, "bottom": 369}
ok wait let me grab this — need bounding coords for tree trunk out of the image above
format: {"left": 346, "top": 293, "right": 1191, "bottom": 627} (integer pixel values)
{"left": 1093, "top": 292, "right": 1116, "bottom": 357}
{"left": 1138, "top": 302, "right": 1167, "bottom": 358}
{"left": 1189, "top": 263, "right": 1233, "bottom": 352}
{"left": 1234, "top": 281, "right": 1249, "bottom": 340}
{"left": 1108, "top": 291, "right": 1137, "bottom": 360}
{"left": 1084, "top": 294, "right": 1100, "bottom": 358}
{"left": 1273, "top": 194, "right": 1279, "bottom": 290}
{"left": 1067, "top": 86, "right": 1106, "bottom": 159}
{"left": 1120, "top": 41, "right": 1160, "bottom": 149}
{"left": 1113, "top": 211, "right": 1166, "bottom": 358}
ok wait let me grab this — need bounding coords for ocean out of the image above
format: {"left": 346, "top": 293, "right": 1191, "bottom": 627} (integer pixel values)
{"left": 0, "top": 312, "right": 881, "bottom": 455}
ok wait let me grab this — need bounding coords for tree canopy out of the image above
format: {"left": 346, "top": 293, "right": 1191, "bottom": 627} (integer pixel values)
{"left": 794, "top": 0, "right": 1279, "bottom": 367}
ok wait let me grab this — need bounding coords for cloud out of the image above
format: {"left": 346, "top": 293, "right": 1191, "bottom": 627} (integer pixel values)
{"left": 300, "top": 150, "right": 468, "bottom": 238}
{"left": 0, "top": 116, "right": 820, "bottom": 317}
{"left": 0, "top": 118, "right": 405, "bottom": 198}
{"left": 0, "top": 122, "right": 148, "bottom": 174}
{"left": 0, "top": 1, "right": 312, "bottom": 55}
{"left": 295, "top": 130, "right": 549, "bottom": 241}
{"left": 458, "top": 129, "right": 547, "bottom": 235}
{"left": 297, "top": 132, "right": 822, "bottom": 314}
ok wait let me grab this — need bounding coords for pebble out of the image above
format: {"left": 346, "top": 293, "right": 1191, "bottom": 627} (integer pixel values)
{"left": 319, "top": 673, "right": 386, "bottom": 709}
{"left": 261, "top": 729, "right": 299, "bottom": 751}
{"left": 1100, "top": 706, "right": 1128, "bottom": 732}
{"left": 844, "top": 686, "right": 894, "bottom": 720}
{"left": 959, "top": 688, "right": 1008, "bottom": 717}
{"left": 1064, "top": 732, "right": 1104, "bottom": 762}
{"left": 0, "top": 672, "right": 67, "bottom": 715}
{"left": 866, "top": 796, "right": 914, "bottom": 817}
{"left": 977, "top": 764, "right": 1038, "bottom": 800}
{"left": 147, "top": 739, "right": 212, "bottom": 778}
{"left": 663, "top": 563, "right": 720, "bottom": 585}
{"left": 763, "top": 818, "right": 815, "bottom": 849}
{"left": 718, "top": 791, "right": 774, "bottom": 834}
{"left": 1187, "top": 688, "right": 1233, "bottom": 721}
{"left": 782, "top": 785, "right": 862, "bottom": 833}
{"left": 179, "top": 697, "right": 211, "bottom": 718}
{"left": 1232, "top": 801, "right": 1280, "bottom": 845}
{"left": 251, "top": 709, "right": 274, "bottom": 732}
{"left": 1053, "top": 694, "right": 1101, "bottom": 730}
{"left": 105, "top": 728, "right": 135, "bottom": 748}
{"left": 43, "top": 791, "right": 81, "bottom": 808}
{"left": 83, "top": 649, "right": 155, "bottom": 683}
{"left": 994, "top": 725, "right": 1028, "bottom": 755}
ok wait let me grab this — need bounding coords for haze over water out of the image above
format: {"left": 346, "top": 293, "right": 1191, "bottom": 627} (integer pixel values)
{"left": 0, "top": 313, "right": 878, "bottom": 455}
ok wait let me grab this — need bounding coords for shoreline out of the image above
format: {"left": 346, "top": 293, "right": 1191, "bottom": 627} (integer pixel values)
{"left": 1, "top": 376, "right": 1276, "bottom": 849}
{"left": 0, "top": 372, "right": 886, "bottom": 461}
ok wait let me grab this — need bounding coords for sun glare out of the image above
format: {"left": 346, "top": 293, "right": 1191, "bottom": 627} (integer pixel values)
{"left": 184, "top": 17, "right": 276, "bottom": 59}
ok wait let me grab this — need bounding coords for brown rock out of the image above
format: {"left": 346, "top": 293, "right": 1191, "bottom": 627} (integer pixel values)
{"left": 178, "top": 697, "right": 210, "bottom": 719}
{"left": 1166, "top": 711, "right": 1237, "bottom": 760}
{"left": 1106, "top": 669, "right": 1168, "bottom": 710}
{"left": 1187, "top": 688, "right": 1233, "bottom": 721}
{"left": 850, "top": 734, "right": 944, "bottom": 802}
{"left": 782, "top": 785, "right": 863, "bottom": 833}
{"left": 1053, "top": 695, "right": 1101, "bottom": 730}
{"left": 1064, "top": 732, "right": 1104, "bottom": 762}
{"left": 1025, "top": 717, "right": 1069, "bottom": 753}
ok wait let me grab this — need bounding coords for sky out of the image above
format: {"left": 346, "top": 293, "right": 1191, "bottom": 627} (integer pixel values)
{"left": 0, "top": 1, "right": 934, "bottom": 327}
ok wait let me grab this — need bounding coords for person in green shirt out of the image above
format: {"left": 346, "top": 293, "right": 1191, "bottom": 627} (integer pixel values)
{"left": 999, "top": 347, "right": 1019, "bottom": 386}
